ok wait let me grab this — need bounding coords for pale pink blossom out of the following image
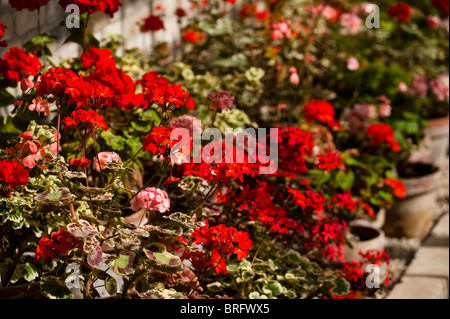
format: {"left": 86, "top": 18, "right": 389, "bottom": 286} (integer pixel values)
{"left": 206, "top": 91, "right": 235, "bottom": 111}
{"left": 353, "top": 103, "right": 377, "bottom": 119}
{"left": 28, "top": 97, "right": 52, "bottom": 116}
{"left": 340, "top": 13, "right": 363, "bottom": 35}
{"left": 398, "top": 82, "right": 409, "bottom": 93}
{"left": 322, "top": 6, "right": 340, "bottom": 22}
{"left": 270, "top": 19, "right": 292, "bottom": 40}
{"left": 169, "top": 114, "right": 203, "bottom": 135}
{"left": 289, "top": 67, "right": 300, "bottom": 85}
{"left": 430, "top": 74, "right": 449, "bottom": 102}
{"left": 346, "top": 56, "right": 360, "bottom": 71}
{"left": 132, "top": 187, "right": 170, "bottom": 213}
{"left": 20, "top": 78, "right": 35, "bottom": 92}
{"left": 93, "top": 152, "right": 122, "bottom": 172}
{"left": 427, "top": 15, "right": 442, "bottom": 28}
{"left": 411, "top": 74, "right": 428, "bottom": 98}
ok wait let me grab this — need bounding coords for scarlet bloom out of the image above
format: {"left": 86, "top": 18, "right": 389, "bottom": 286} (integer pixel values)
{"left": 185, "top": 224, "right": 253, "bottom": 274}
{"left": 36, "top": 67, "right": 82, "bottom": 98}
{"left": 388, "top": 3, "right": 412, "bottom": 22}
{"left": 0, "top": 47, "right": 41, "bottom": 83}
{"left": 366, "top": 123, "right": 401, "bottom": 152}
{"left": 316, "top": 150, "right": 346, "bottom": 172}
{"left": 432, "top": 0, "right": 449, "bottom": 14}
{"left": 81, "top": 47, "right": 116, "bottom": 70}
{"left": 62, "top": 109, "right": 108, "bottom": 131}
{"left": 58, "top": 0, "right": 122, "bottom": 18}
{"left": 69, "top": 156, "right": 91, "bottom": 169}
{"left": 0, "top": 159, "right": 29, "bottom": 198}
{"left": 35, "top": 229, "right": 82, "bottom": 262}
{"left": 140, "top": 15, "right": 165, "bottom": 32}
{"left": 0, "top": 22, "right": 7, "bottom": 47}
{"left": 303, "top": 100, "right": 341, "bottom": 130}
{"left": 183, "top": 30, "right": 207, "bottom": 44}
{"left": 385, "top": 178, "right": 407, "bottom": 198}
{"left": 142, "top": 126, "right": 173, "bottom": 156}
{"left": 8, "top": 0, "right": 51, "bottom": 11}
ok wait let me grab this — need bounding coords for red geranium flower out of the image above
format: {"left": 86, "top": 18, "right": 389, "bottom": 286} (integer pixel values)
{"left": 62, "top": 109, "right": 109, "bottom": 131}
{"left": 0, "top": 47, "right": 41, "bottom": 83}
{"left": 69, "top": 156, "right": 91, "bottom": 169}
{"left": 58, "top": 0, "right": 122, "bottom": 17}
{"left": 142, "top": 126, "right": 173, "bottom": 156}
{"left": 303, "top": 100, "right": 342, "bottom": 130}
{"left": 140, "top": 15, "right": 165, "bottom": 32}
{"left": 316, "top": 150, "right": 346, "bottom": 172}
{"left": 81, "top": 47, "right": 116, "bottom": 70}
{"left": 8, "top": 0, "right": 51, "bottom": 11}
{"left": 0, "top": 160, "right": 30, "bottom": 198}
{"left": 432, "top": 0, "right": 449, "bottom": 14}
{"left": 35, "top": 229, "right": 82, "bottom": 261}
{"left": 385, "top": 178, "right": 407, "bottom": 198}
{"left": 185, "top": 224, "right": 253, "bottom": 274}
{"left": 36, "top": 67, "right": 82, "bottom": 98}
{"left": 388, "top": 3, "right": 412, "bottom": 22}
{"left": 0, "top": 22, "right": 7, "bottom": 47}
{"left": 366, "top": 123, "right": 401, "bottom": 152}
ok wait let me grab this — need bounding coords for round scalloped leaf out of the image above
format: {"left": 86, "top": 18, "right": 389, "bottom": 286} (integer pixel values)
{"left": 143, "top": 243, "right": 182, "bottom": 268}
{"left": 109, "top": 252, "right": 136, "bottom": 276}
{"left": 87, "top": 245, "right": 104, "bottom": 268}
{"left": 34, "top": 188, "right": 72, "bottom": 201}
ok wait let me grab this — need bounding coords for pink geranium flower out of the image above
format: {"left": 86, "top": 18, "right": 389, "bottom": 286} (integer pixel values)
{"left": 132, "top": 187, "right": 170, "bottom": 213}
{"left": 93, "top": 152, "right": 122, "bottom": 172}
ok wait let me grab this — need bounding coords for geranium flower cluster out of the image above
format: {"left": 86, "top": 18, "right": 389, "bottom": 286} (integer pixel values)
{"left": 58, "top": 0, "right": 122, "bottom": 17}
{"left": 0, "top": 22, "right": 7, "bottom": 47}
{"left": 275, "top": 126, "right": 314, "bottom": 179}
{"left": 0, "top": 159, "right": 29, "bottom": 198}
{"left": 131, "top": 187, "right": 170, "bottom": 213}
{"left": 183, "top": 224, "right": 253, "bottom": 274}
{"left": 8, "top": 0, "right": 51, "bottom": 11}
{"left": 366, "top": 123, "right": 401, "bottom": 152}
{"left": 0, "top": 47, "right": 41, "bottom": 84}
{"left": 6, "top": 130, "right": 58, "bottom": 169}
{"left": 35, "top": 229, "right": 82, "bottom": 261}
{"left": 302, "top": 100, "right": 342, "bottom": 130}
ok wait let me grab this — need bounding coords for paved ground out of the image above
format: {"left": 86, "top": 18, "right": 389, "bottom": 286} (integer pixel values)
{"left": 387, "top": 159, "right": 449, "bottom": 299}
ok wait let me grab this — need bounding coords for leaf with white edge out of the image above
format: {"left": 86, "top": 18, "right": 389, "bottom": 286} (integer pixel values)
{"left": 82, "top": 193, "right": 114, "bottom": 201}
{"left": 105, "top": 276, "right": 118, "bottom": 296}
{"left": 163, "top": 212, "right": 197, "bottom": 228}
{"left": 109, "top": 252, "right": 135, "bottom": 276}
{"left": 330, "top": 276, "right": 351, "bottom": 296}
{"left": 67, "top": 220, "right": 100, "bottom": 238}
{"left": 64, "top": 171, "right": 86, "bottom": 179}
{"left": 22, "top": 263, "right": 39, "bottom": 282}
{"left": 41, "top": 278, "right": 73, "bottom": 299}
{"left": 34, "top": 188, "right": 71, "bottom": 201}
{"left": 87, "top": 245, "right": 104, "bottom": 268}
{"left": 249, "top": 291, "right": 268, "bottom": 299}
{"left": 143, "top": 243, "right": 182, "bottom": 268}
{"left": 144, "top": 225, "right": 183, "bottom": 237}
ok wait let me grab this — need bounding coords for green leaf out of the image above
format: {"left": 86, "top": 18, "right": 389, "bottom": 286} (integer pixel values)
{"left": 330, "top": 276, "right": 351, "bottom": 296}
{"left": 34, "top": 188, "right": 72, "bottom": 201}
{"left": 109, "top": 252, "right": 135, "bottom": 276}
{"left": 336, "top": 170, "right": 355, "bottom": 191}
{"left": 0, "top": 90, "right": 15, "bottom": 107}
{"left": 144, "top": 243, "right": 182, "bottom": 269}
{"left": 105, "top": 276, "right": 118, "bottom": 296}
{"left": 41, "top": 278, "right": 73, "bottom": 299}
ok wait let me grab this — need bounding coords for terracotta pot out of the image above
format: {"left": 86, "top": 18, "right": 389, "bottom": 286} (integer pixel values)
{"left": 344, "top": 225, "right": 385, "bottom": 263}
{"left": 350, "top": 208, "right": 386, "bottom": 230}
{"left": 0, "top": 282, "right": 45, "bottom": 299}
{"left": 384, "top": 163, "right": 441, "bottom": 240}
{"left": 424, "top": 116, "right": 449, "bottom": 168}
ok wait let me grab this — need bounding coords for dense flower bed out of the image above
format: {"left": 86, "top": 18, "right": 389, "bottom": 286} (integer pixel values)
{"left": 0, "top": 0, "right": 448, "bottom": 299}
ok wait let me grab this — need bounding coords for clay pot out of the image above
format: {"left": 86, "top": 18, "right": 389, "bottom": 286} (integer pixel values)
{"left": 424, "top": 116, "right": 449, "bottom": 168}
{"left": 344, "top": 225, "right": 386, "bottom": 262}
{"left": 384, "top": 163, "right": 441, "bottom": 240}
{"left": 350, "top": 208, "right": 386, "bottom": 230}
